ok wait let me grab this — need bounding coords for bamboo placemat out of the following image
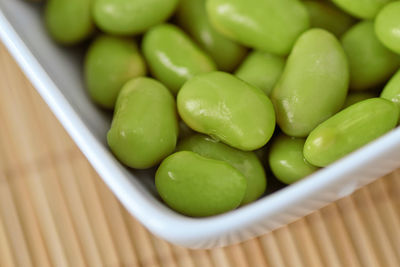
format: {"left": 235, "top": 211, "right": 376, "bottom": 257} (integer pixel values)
{"left": 0, "top": 42, "right": 399, "bottom": 267}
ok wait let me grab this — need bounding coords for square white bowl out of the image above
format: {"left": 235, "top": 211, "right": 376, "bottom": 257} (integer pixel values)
{"left": 2, "top": 0, "right": 400, "bottom": 249}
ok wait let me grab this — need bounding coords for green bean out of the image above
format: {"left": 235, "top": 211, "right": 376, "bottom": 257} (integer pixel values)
{"left": 85, "top": 35, "right": 146, "bottom": 109}
{"left": 177, "top": 0, "right": 247, "bottom": 72}
{"left": 177, "top": 134, "right": 266, "bottom": 204}
{"left": 341, "top": 21, "right": 400, "bottom": 90}
{"left": 93, "top": 0, "right": 178, "bottom": 35}
{"left": 206, "top": 0, "right": 310, "bottom": 55}
{"left": 304, "top": 98, "right": 399, "bottom": 167}
{"left": 107, "top": 77, "right": 178, "bottom": 169}
{"left": 142, "top": 24, "right": 216, "bottom": 94}
{"left": 269, "top": 134, "right": 318, "bottom": 184}
{"left": 271, "top": 29, "right": 349, "bottom": 137}
{"left": 156, "top": 151, "right": 247, "bottom": 217}
{"left": 178, "top": 71, "right": 276, "bottom": 151}
{"left": 45, "top": 0, "right": 93, "bottom": 44}
{"left": 235, "top": 51, "right": 285, "bottom": 96}
{"left": 375, "top": 1, "right": 400, "bottom": 54}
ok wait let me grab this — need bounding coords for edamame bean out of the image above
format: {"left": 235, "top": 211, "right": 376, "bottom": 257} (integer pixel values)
{"left": 177, "top": 0, "right": 247, "bottom": 72}
{"left": 381, "top": 69, "right": 400, "bottom": 110}
{"left": 156, "top": 151, "right": 247, "bottom": 217}
{"left": 177, "top": 71, "right": 276, "bottom": 151}
{"left": 303, "top": 0, "right": 355, "bottom": 37}
{"left": 177, "top": 134, "right": 266, "bottom": 204}
{"left": 93, "top": 0, "right": 178, "bottom": 35}
{"left": 235, "top": 51, "right": 285, "bottom": 96}
{"left": 344, "top": 92, "right": 377, "bottom": 108}
{"left": 45, "top": 0, "right": 93, "bottom": 44}
{"left": 206, "top": 0, "right": 310, "bottom": 55}
{"left": 341, "top": 21, "right": 400, "bottom": 90}
{"left": 85, "top": 35, "right": 146, "bottom": 109}
{"left": 375, "top": 1, "right": 400, "bottom": 55}
{"left": 107, "top": 77, "right": 178, "bottom": 169}
{"left": 304, "top": 98, "right": 399, "bottom": 167}
{"left": 269, "top": 134, "right": 318, "bottom": 184}
{"left": 142, "top": 24, "right": 217, "bottom": 94}
{"left": 331, "top": 0, "right": 391, "bottom": 19}
{"left": 271, "top": 29, "right": 349, "bottom": 137}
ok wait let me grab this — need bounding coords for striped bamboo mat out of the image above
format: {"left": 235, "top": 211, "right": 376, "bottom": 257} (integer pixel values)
{"left": 0, "top": 42, "right": 400, "bottom": 267}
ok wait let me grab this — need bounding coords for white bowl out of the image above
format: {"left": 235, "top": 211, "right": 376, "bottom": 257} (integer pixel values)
{"left": 2, "top": 0, "right": 400, "bottom": 249}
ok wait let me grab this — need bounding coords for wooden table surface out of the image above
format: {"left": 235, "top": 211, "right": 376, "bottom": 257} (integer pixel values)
{"left": 0, "top": 42, "right": 400, "bottom": 267}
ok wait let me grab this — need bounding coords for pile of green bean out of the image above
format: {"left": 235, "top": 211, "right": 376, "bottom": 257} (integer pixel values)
{"left": 39, "top": 0, "right": 400, "bottom": 217}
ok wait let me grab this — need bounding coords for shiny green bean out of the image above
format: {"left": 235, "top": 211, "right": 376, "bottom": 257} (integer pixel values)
{"left": 156, "top": 151, "right": 247, "bottom": 217}
{"left": 381, "top": 69, "right": 400, "bottom": 111}
{"left": 45, "top": 0, "right": 93, "bottom": 44}
{"left": 177, "top": 134, "right": 266, "bottom": 204}
{"left": 331, "top": 0, "right": 391, "bottom": 19}
{"left": 107, "top": 77, "right": 178, "bottom": 169}
{"left": 271, "top": 29, "right": 349, "bottom": 137}
{"left": 177, "top": 0, "right": 247, "bottom": 72}
{"left": 269, "top": 134, "right": 318, "bottom": 184}
{"left": 93, "top": 0, "right": 178, "bottom": 35}
{"left": 304, "top": 98, "right": 399, "bottom": 167}
{"left": 142, "top": 24, "right": 216, "bottom": 94}
{"left": 206, "top": 0, "right": 310, "bottom": 55}
{"left": 341, "top": 21, "right": 400, "bottom": 90}
{"left": 235, "top": 51, "right": 285, "bottom": 96}
{"left": 85, "top": 35, "right": 146, "bottom": 109}
{"left": 178, "top": 71, "right": 276, "bottom": 151}
{"left": 375, "top": 1, "right": 400, "bottom": 54}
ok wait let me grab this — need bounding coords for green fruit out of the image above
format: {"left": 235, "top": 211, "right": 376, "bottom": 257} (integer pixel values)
{"left": 85, "top": 35, "right": 146, "bottom": 109}
{"left": 331, "top": 0, "right": 392, "bottom": 19}
{"left": 156, "top": 151, "right": 247, "bottom": 217}
{"left": 177, "top": 0, "right": 247, "bottom": 72}
{"left": 343, "top": 92, "right": 377, "bottom": 108}
{"left": 271, "top": 29, "right": 349, "bottom": 137}
{"left": 107, "top": 77, "right": 178, "bottom": 169}
{"left": 381, "top": 69, "right": 400, "bottom": 111}
{"left": 235, "top": 51, "right": 285, "bottom": 96}
{"left": 269, "top": 134, "right": 318, "bottom": 184}
{"left": 177, "top": 134, "right": 266, "bottom": 204}
{"left": 142, "top": 24, "right": 217, "bottom": 94}
{"left": 375, "top": 1, "right": 400, "bottom": 54}
{"left": 93, "top": 0, "right": 178, "bottom": 35}
{"left": 45, "top": 0, "right": 93, "bottom": 44}
{"left": 341, "top": 21, "right": 400, "bottom": 90}
{"left": 304, "top": 98, "right": 399, "bottom": 167}
{"left": 303, "top": 0, "right": 355, "bottom": 37}
{"left": 206, "top": 0, "right": 310, "bottom": 55}
{"left": 178, "top": 71, "right": 276, "bottom": 151}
